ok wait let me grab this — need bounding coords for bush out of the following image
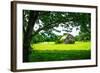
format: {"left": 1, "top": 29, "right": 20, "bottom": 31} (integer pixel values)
{"left": 75, "top": 32, "right": 91, "bottom": 41}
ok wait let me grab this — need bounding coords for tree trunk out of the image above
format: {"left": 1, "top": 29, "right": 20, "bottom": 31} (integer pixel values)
{"left": 23, "top": 11, "right": 39, "bottom": 62}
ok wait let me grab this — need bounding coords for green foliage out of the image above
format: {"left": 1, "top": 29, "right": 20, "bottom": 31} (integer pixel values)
{"left": 75, "top": 35, "right": 80, "bottom": 41}
{"left": 31, "top": 32, "right": 59, "bottom": 43}
{"left": 23, "top": 10, "right": 91, "bottom": 42}
{"left": 75, "top": 32, "right": 91, "bottom": 41}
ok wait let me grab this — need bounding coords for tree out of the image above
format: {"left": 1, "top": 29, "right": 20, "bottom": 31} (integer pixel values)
{"left": 23, "top": 10, "right": 39, "bottom": 62}
{"left": 23, "top": 10, "right": 91, "bottom": 62}
{"left": 68, "top": 13, "right": 91, "bottom": 41}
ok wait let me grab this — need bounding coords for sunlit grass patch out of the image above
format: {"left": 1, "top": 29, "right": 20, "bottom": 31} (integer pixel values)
{"left": 29, "top": 41, "right": 91, "bottom": 62}
{"left": 31, "top": 41, "right": 91, "bottom": 51}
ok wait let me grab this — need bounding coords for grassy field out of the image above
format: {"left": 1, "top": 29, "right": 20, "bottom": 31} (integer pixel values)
{"left": 29, "top": 41, "right": 91, "bottom": 62}
{"left": 31, "top": 42, "right": 90, "bottom": 50}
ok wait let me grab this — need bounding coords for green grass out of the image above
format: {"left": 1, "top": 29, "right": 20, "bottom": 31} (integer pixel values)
{"left": 29, "top": 41, "right": 91, "bottom": 62}
{"left": 31, "top": 41, "right": 91, "bottom": 50}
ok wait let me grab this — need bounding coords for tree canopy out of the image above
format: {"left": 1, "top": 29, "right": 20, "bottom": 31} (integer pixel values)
{"left": 23, "top": 10, "right": 91, "bottom": 38}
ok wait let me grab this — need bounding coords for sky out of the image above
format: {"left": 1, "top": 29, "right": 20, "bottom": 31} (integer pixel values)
{"left": 52, "top": 24, "right": 80, "bottom": 36}
{"left": 34, "top": 23, "right": 80, "bottom": 36}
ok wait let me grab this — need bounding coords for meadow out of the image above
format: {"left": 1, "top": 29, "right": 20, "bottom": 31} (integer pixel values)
{"left": 29, "top": 41, "right": 91, "bottom": 62}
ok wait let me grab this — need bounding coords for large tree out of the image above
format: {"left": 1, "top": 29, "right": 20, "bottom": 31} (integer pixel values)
{"left": 23, "top": 10, "right": 91, "bottom": 62}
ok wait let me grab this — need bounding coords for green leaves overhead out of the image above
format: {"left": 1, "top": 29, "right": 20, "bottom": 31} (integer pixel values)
{"left": 39, "top": 11, "right": 72, "bottom": 26}
{"left": 23, "top": 10, "right": 91, "bottom": 37}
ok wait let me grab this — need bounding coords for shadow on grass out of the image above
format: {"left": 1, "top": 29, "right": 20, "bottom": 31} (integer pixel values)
{"left": 28, "top": 50, "right": 91, "bottom": 62}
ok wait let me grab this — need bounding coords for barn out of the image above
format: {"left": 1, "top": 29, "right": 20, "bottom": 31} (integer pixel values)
{"left": 59, "top": 33, "right": 75, "bottom": 44}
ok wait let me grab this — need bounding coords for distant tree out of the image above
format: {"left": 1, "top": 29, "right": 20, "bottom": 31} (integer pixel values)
{"left": 31, "top": 31, "right": 58, "bottom": 43}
